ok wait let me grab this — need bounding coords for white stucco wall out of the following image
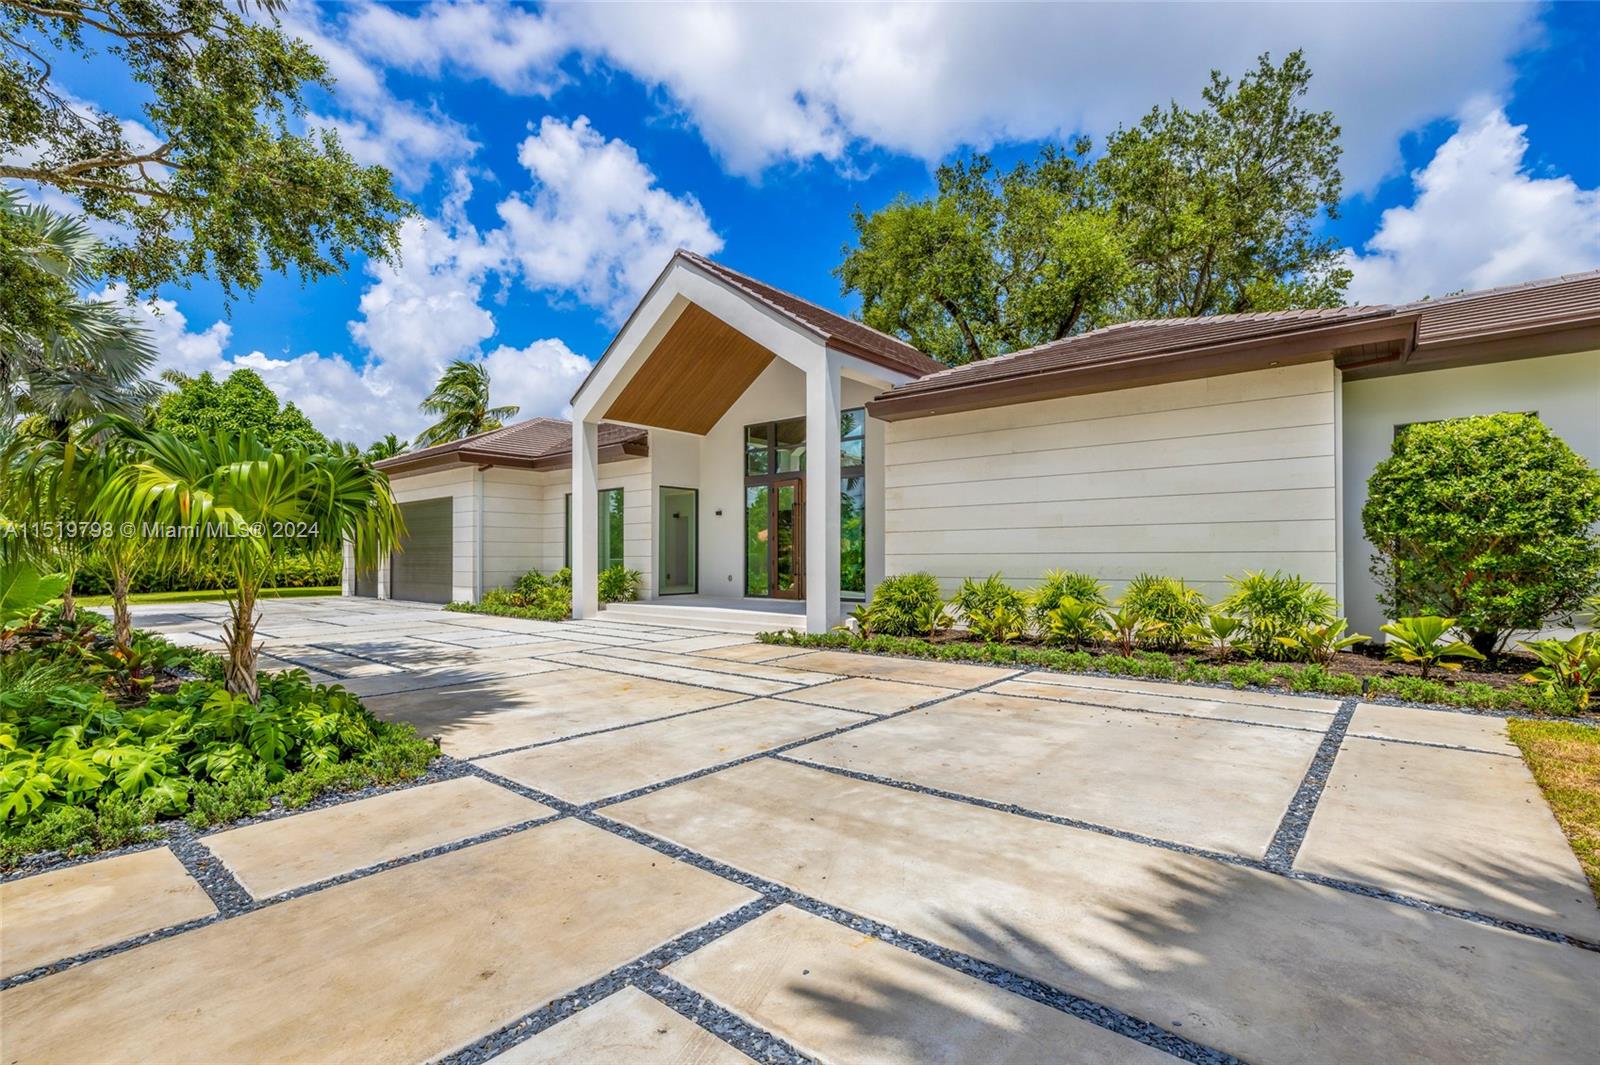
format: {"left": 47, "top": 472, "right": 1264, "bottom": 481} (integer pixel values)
{"left": 533, "top": 457, "right": 654, "bottom": 595}
{"left": 1341, "top": 349, "right": 1600, "bottom": 635}
{"left": 882, "top": 362, "right": 1340, "bottom": 603}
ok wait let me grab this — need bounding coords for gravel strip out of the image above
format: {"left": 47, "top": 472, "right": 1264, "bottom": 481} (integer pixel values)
{"left": 436, "top": 897, "right": 795, "bottom": 1065}
{"left": 1263, "top": 696, "right": 1358, "bottom": 870}
{"left": 166, "top": 825, "right": 254, "bottom": 914}
{"left": 636, "top": 972, "right": 814, "bottom": 1065}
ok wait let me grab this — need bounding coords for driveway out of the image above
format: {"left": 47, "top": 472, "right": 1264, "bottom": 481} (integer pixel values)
{"left": 4, "top": 598, "right": 1597, "bottom": 1064}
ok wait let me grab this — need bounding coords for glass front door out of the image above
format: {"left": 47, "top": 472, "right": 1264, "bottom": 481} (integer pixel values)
{"left": 658, "top": 487, "right": 697, "bottom": 595}
{"left": 745, "top": 477, "right": 804, "bottom": 598}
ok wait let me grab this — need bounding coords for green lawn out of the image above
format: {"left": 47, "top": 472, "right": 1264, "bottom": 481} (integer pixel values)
{"left": 1508, "top": 719, "right": 1600, "bottom": 901}
{"left": 76, "top": 586, "right": 340, "bottom": 607}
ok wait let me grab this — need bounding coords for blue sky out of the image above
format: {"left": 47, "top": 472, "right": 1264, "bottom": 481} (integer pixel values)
{"left": 68, "top": 1, "right": 1600, "bottom": 443}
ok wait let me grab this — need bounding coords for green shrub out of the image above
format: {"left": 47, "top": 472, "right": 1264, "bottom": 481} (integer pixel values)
{"left": 1183, "top": 611, "right": 1245, "bottom": 659}
{"left": 1119, "top": 574, "right": 1207, "bottom": 650}
{"left": 1518, "top": 632, "right": 1600, "bottom": 711}
{"left": 599, "top": 564, "right": 643, "bottom": 603}
{"left": 1044, "top": 598, "right": 1106, "bottom": 650}
{"left": 1221, "top": 570, "right": 1337, "bottom": 659}
{"left": 1379, "top": 615, "right": 1486, "bottom": 678}
{"left": 1274, "top": 619, "right": 1367, "bottom": 665}
{"left": 1363, "top": 413, "right": 1600, "bottom": 656}
{"left": 1103, "top": 605, "right": 1163, "bottom": 656}
{"left": 1028, "top": 569, "right": 1108, "bottom": 626}
{"left": 966, "top": 603, "right": 1027, "bottom": 643}
{"left": 954, "top": 574, "right": 1026, "bottom": 627}
{"left": 856, "top": 573, "right": 946, "bottom": 637}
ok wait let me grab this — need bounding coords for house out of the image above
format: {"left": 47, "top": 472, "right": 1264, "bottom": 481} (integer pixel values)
{"left": 347, "top": 253, "right": 1600, "bottom": 636}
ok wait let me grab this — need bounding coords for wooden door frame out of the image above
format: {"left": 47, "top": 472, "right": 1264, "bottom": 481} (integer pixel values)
{"left": 767, "top": 475, "right": 805, "bottom": 600}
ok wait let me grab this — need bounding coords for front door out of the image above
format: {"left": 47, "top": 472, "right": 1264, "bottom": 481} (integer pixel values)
{"left": 745, "top": 477, "right": 804, "bottom": 599}
{"left": 769, "top": 477, "right": 804, "bottom": 599}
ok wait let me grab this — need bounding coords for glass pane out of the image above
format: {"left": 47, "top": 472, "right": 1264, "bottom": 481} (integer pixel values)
{"left": 840, "top": 408, "right": 865, "bottom": 440}
{"left": 839, "top": 437, "right": 864, "bottom": 468}
{"left": 840, "top": 475, "right": 865, "bottom": 595}
{"left": 745, "top": 485, "right": 769, "bottom": 597}
{"left": 658, "top": 488, "right": 697, "bottom": 595}
{"left": 775, "top": 483, "right": 797, "bottom": 593}
{"left": 745, "top": 424, "right": 771, "bottom": 475}
{"left": 598, "top": 489, "right": 624, "bottom": 569}
{"left": 774, "top": 417, "right": 806, "bottom": 472}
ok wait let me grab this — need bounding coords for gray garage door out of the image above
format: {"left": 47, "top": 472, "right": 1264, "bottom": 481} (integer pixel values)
{"left": 391, "top": 498, "right": 454, "bottom": 603}
{"left": 353, "top": 562, "right": 378, "bottom": 598}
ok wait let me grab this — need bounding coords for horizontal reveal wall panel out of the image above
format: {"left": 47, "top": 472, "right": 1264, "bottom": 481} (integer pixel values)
{"left": 882, "top": 365, "right": 1338, "bottom": 599}
{"left": 885, "top": 391, "right": 1335, "bottom": 467}
{"left": 886, "top": 488, "right": 1334, "bottom": 531}
{"left": 885, "top": 520, "right": 1335, "bottom": 556}
{"left": 885, "top": 424, "right": 1332, "bottom": 488}
{"left": 885, "top": 552, "right": 1338, "bottom": 588}
{"left": 887, "top": 361, "right": 1332, "bottom": 443}
{"left": 480, "top": 468, "right": 545, "bottom": 593}
{"left": 886, "top": 456, "right": 1333, "bottom": 511}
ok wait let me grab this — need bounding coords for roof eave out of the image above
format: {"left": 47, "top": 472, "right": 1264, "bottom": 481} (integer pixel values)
{"left": 868, "top": 314, "right": 1418, "bottom": 422}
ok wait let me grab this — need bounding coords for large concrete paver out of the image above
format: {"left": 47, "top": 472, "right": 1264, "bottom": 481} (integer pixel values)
{"left": 0, "top": 821, "right": 756, "bottom": 1065}
{"left": 1345, "top": 702, "right": 1517, "bottom": 754}
{"left": 1014, "top": 671, "right": 1342, "bottom": 713}
{"left": 610, "top": 759, "right": 1600, "bottom": 1065}
{"left": 693, "top": 642, "right": 817, "bottom": 664}
{"left": 490, "top": 986, "right": 752, "bottom": 1064}
{"left": 792, "top": 690, "right": 1319, "bottom": 856}
{"left": 669, "top": 905, "right": 1169, "bottom": 1065}
{"left": 995, "top": 678, "right": 1331, "bottom": 731}
{"left": 781, "top": 676, "right": 959, "bottom": 715}
{"left": 779, "top": 651, "right": 1017, "bottom": 688}
{"left": 203, "top": 777, "right": 551, "bottom": 898}
{"left": 340, "top": 659, "right": 570, "bottom": 699}
{"left": 1295, "top": 737, "right": 1600, "bottom": 939}
{"left": 364, "top": 668, "right": 743, "bottom": 758}
{"left": 577, "top": 646, "right": 842, "bottom": 686}
{"left": 542, "top": 651, "right": 803, "bottom": 696}
{"left": 0, "top": 848, "right": 216, "bottom": 979}
{"left": 476, "top": 700, "right": 860, "bottom": 804}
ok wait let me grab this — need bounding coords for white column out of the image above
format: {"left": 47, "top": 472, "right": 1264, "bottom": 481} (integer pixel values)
{"left": 571, "top": 420, "right": 601, "bottom": 619}
{"left": 377, "top": 552, "right": 391, "bottom": 600}
{"left": 340, "top": 539, "right": 356, "bottom": 596}
{"left": 805, "top": 351, "right": 843, "bottom": 633}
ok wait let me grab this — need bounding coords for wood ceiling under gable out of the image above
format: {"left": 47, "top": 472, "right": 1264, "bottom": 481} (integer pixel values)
{"left": 604, "top": 302, "right": 776, "bottom": 434}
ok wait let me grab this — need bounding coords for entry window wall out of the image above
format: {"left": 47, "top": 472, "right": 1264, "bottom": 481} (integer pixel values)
{"left": 742, "top": 409, "right": 867, "bottom": 599}
{"left": 564, "top": 488, "right": 625, "bottom": 570}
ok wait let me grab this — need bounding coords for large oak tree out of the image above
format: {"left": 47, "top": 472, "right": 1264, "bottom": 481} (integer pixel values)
{"left": 838, "top": 52, "right": 1352, "bottom": 366}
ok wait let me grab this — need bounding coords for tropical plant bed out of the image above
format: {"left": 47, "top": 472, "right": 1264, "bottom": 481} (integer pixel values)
{"left": 1, "top": 617, "right": 438, "bottom": 871}
{"left": 1507, "top": 720, "right": 1600, "bottom": 898}
{"left": 757, "top": 630, "right": 1592, "bottom": 717}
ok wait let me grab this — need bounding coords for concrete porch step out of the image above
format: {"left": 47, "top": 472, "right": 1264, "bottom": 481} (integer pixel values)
{"left": 599, "top": 601, "right": 805, "bottom": 635}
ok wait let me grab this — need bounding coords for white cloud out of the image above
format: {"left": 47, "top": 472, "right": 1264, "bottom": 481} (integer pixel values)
{"left": 1344, "top": 102, "right": 1600, "bottom": 305}
{"left": 345, "top": 0, "right": 567, "bottom": 95}
{"left": 496, "top": 116, "right": 723, "bottom": 320}
{"left": 482, "top": 338, "right": 592, "bottom": 421}
{"left": 335, "top": 1, "right": 1539, "bottom": 190}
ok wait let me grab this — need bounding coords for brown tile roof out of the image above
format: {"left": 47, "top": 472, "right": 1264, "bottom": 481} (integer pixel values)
{"left": 1407, "top": 268, "right": 1600, "bottom": 347}
{"left": 675, "top": 250, "right": 945, "bottom": 379}
{"left": 878, "top": 305, "right": 1397, "bottom": 402}
{"left": 376, "top": 417, "right": 646, "bottom": 474}
{"left": 871, "top": 266, "right": 1600, "bottom": 419}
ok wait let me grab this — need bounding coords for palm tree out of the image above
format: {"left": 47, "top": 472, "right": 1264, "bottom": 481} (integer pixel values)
{"left": 414, "top": 359, "right": 518, "bottom": 447}
{"left": 0, "top": 428, "right": 119, "bottom": 624}
{"left": 364, "top": 433, "right": 409, "bottom": 461}
{"left": 100, "top": 427, "right": 403, "bottom": 701}
{"left": 1, "top": 190, "right": 158, "bottom": 434}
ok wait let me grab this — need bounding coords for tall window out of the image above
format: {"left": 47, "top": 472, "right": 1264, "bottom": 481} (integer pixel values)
{"left": 564, "top": 488, "right": 625, "bottom": 569}
{"left": 742, "top": 410, "right": 867, "bottom": 599}
{"left": 839, "top": 408, "right": 866, "bottom": 598}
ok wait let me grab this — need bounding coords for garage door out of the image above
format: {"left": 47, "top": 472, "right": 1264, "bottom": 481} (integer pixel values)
{"left": 353, "top": 562, "right": 378, "bottom": 598}
{"left": 391, "top": 498, "right": 454, "bottom": 603}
